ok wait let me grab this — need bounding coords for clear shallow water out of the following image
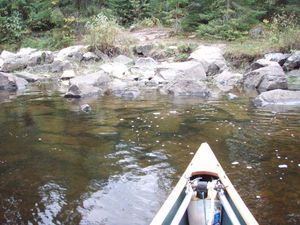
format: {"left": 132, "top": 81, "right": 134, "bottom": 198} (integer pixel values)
{"left": 0, "top": 92, "right": 299, "bottom": 225}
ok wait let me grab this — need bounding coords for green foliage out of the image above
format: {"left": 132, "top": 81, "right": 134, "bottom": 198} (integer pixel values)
{"left": 0, "top": 11, "right": 27, "bottom": 43}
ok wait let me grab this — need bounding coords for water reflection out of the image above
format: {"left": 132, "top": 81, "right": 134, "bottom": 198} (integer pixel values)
{"left": 0, "top": 94, "right": 299, "bottom": 224}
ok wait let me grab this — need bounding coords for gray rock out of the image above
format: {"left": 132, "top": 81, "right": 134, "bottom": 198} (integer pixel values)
{"left": 100, "top": 63, "right": 129, "bottom": 79}
{"left": 81, "top": 104, "right": 92, "bottom": 112}
{"left": 243, "top": 64, "right": 287, "bottom": 91}
{"left": 189, "top": 45, "right": 227, "bottom": 73}
{"left": 28, "top": 51, "right": 54, "bottom": 67}
{"left": 283, "top": 51, "right": 300, "bottom": 71}
{"left": 94, "top": 49, "right": 110, "bottom": 62}
{"left": 56, "top": 45, "right": 88, "bottom": 61}
{"left": 254, "top": 89, "right": 300, "bottom": 106}
{"left": 61, "top": 70, "right": 76, "bottom": 80}
{"left": 157, "top": 61, "right": 206, "bottom": 82}
{"left": 207, "top": 63, "right": 220, "bottom": 76}
{"left": 27, "top": 64, "right": 51, "bottom": 73}
{"left": 51, "top": 60, "right": 72, "bottom": 73}
{"left": 1, "top": 50, "right": 16, "bottom": 59}
{"left": 70, "top": 70, "right": 111, "bottom": 88}
{"left": 14, "top": 71, "right": 41, "bottom": 82}
{"left": 83, "top": 52, "right": 99, "bottom": 61}
{"left": 250, "top": 59, "right": 279, "bottom": 71}
{"left": 64, "top": 84, "right": 101, "bottom": 98}
{"left": 135, "top": 44, "right": 153, "bottom": 56}
{"left": 164, "top": 80, "right": 210, "bottom": 97}
{"left": 109, "top": 80, "right": 140, "bottom": 99}
{"left": 264, "top": 53, "right": 290, "bottom": 66}
{"left": 0, "top": 57, "right": 27, "bottom": 72}
{"left": 114, "top": 55, "right": 134, "bottom": 65}
{"left": 214, "top": 70, "right": 242, "bottom": 92}
{"left": 0, "top": 72, "right": 28, "bottom": 91}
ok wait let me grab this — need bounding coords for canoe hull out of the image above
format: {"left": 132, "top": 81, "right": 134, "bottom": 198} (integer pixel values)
{"left": 150, "top": 143, "right": 258, "bottom": 225}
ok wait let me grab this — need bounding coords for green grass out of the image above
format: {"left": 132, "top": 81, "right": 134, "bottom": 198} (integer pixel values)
{"left": 224, "top": 26, "right": 300, "bottom": 69}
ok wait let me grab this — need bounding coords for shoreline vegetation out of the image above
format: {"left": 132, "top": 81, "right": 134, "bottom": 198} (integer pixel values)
{"left": 1, "top": 1, "right": 300, "bottom": 62}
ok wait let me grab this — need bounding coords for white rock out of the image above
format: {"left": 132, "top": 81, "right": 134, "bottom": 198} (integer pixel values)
{"left": 278, "top": 164, "right": 288, "bottom": 168}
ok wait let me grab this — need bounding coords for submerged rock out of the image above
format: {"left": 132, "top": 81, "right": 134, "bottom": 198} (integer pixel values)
{"left": 254, "top": 89, "right": 300, "bottom": 106}
{"left": 81, "top": 104, "right": 92, "bottom": 112}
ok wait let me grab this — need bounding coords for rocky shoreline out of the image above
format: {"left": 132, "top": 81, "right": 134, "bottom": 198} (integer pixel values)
{"left": 0, "top": 44, "right": 300, "bottom": 109}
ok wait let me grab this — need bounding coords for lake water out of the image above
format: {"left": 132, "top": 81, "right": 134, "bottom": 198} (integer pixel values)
{"left": 0, "top": 91, "right": 299, "bottom": 225}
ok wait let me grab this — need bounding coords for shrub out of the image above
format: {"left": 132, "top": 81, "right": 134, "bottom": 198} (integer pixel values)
{"left": 0, "top": 11, "right": 27, "bottom": 43}
{"left": 84, "top": 13, "right": 134, "bottom": 55}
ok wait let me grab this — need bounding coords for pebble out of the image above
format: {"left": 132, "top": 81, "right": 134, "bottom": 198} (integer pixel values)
{"left": 169, "top": 110, "right": 177, "bottom": 114}
{"left": 231, "top": 161, "right": 239, "bottom": 165}
{"left": 256, "top": 195, "right": 261, "bottom": 199}
{"left": 246, "top": 166, "right": 252, "bottom": 169}
{"left": 153, "top": 112, "right": 160, "bottom": 115}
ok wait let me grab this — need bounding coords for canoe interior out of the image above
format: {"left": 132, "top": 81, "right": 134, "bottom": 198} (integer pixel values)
{"left": 161, "top": 176, "right": 247, "bottom": 225}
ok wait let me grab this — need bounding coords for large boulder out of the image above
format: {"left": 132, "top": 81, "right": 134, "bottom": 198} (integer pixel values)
{"left": 27, "top": 51, "right": 54, "bottom": 67}
{"left": 1, "top": 50, "right": 16, "bottom": 59}
{"left": 254, "top": 89, "right": 300, "bottom": 106}
{"left": 283, "top": 51, "right": 300, "bottom": 71}
{"left": 56, "top": 45, "right": 88, "bottom": 61}
{"left": 243, "top": 64, "right": 287, "bottom": 91}
{"left": 108, "top": 79, "right": 140, "bottom": 99}
{"left": 82, "top": 52, "right": 99, "bottom": 61}
{"left": 156, "top": 61, "right": 206, "bottom": 82}
{"left": 264, "top": 53, "right": 290, "bottom": 66}
{"left": 0, "top": 72, "right": 28, "bottom": 91}
{"left": 214, "top": 70, "right": 243, "bottom": 92}
{"left": 163, "top": 80, "right": 210, "bottom": 97}
{"left": 51, "top": 59, "right": 72, "bottom": 73}
{"left": 134, "top": 44, "right": 153, "bottom": 56}
{"left": 250, "top": 59, "right": 280, "bottom": 71}
{"left": 0, "top": 49, "right": 54, "bottom": 72}
{"left": 100, "top": 63, "right": 129, "bottom": 79}
{"left": 189, "top": 45, "right": 226, "bottom": 74}
{"left": 0, "top": 57, "right": 27, "bottom": 72}
{"left": 70, "top": 70, "right": 111, "bottom": 88}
